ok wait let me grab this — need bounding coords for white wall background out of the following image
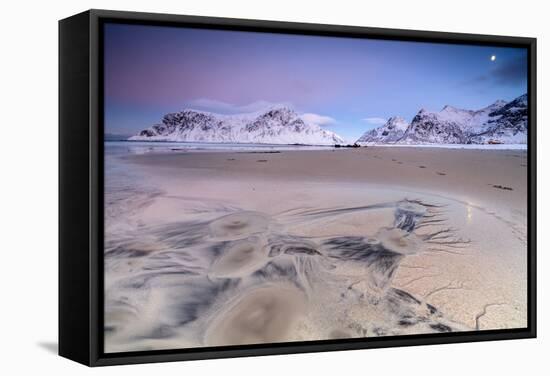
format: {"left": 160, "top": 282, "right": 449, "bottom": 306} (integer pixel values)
{"left": 0, "top": 0, "right": 546, "bottom": 374}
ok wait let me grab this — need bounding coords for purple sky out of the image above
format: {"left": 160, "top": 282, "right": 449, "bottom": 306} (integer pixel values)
{"left": 104, "top": 23, "right": 527, "bottom": 141}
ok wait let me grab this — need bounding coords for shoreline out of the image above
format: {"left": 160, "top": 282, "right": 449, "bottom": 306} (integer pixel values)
{"left": 356, "top": 143, "right": 527, "bottom": 150}
{"left": 105, "top": 139, "right": 528, "bottom": 151}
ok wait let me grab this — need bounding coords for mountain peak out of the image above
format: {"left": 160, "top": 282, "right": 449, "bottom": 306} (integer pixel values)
{"left": 492, "top": 99, "right": 508, "bottom": 107}
{"left": 441, "top": 105, "right": 458, "bottom": 111}
{"left": 357, "top": 116, "right": 410, "bottom": 144}
{"left": 386, "top": 116, "right": 409, "bottom": 131}
{"left": 514, "top": 93, "right": 528, "bottom": 105}
{"left": 478, "top": 99, "right": 507, "bottom": 113}
{"left": 399, "top": 95, "right": 527, "bottom": 145}
{"left": 260, "top": 106, "right": 297, "bottom": 117}
{"left": 130, "top": 106, "right": 345, "bottom": 145}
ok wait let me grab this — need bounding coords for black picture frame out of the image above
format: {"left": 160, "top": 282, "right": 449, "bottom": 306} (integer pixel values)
{"left": 59, "top": 9, "right": 537, "bottom": 367}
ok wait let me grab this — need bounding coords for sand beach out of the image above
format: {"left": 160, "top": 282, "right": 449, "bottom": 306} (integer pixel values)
{"left": 103, "top": 145, "right": 528, "bottom": 352}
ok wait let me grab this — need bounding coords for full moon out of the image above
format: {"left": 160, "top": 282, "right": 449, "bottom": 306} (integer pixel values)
{"left": 491, "top": 55, "right": 496, "bottom": 61}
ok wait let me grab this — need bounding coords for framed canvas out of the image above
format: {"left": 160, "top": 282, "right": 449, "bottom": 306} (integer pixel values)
{"left": 59, "top": 9, "right": 537, "bottom": 366}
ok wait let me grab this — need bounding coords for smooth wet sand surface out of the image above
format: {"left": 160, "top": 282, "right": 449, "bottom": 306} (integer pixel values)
{"left": 103, "top": 146, "right": 527, "bottom": 352}
{"left": 127, "top": 147, "right": 527, "bottom": 213}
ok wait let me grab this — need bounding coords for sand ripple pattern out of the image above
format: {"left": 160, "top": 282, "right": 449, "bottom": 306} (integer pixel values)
{"left": 104, "top": 197, "right": 476, "bottom": 352}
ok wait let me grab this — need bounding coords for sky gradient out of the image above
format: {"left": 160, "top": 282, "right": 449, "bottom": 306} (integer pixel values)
{"left": 104, "top": 23, "right": 527, "bottom": 141}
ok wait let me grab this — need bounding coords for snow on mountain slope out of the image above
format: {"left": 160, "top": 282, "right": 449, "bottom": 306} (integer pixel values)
{"left": 356, "top": 117, "right": 409, "bottom": 144}
{"left": 399, "top": 107, "right": 470, "bottom": 144}
{"left": 470, "top": 94, "right": 528, "bottom": 144}
{"left": 399, "top": 100, "right": 511, "bottom": 144}
{"left": 357, "top": 94, "right": 527, "bottom": 145}
{"left": 129, "top": 107, "right": 346, "bottom": 145}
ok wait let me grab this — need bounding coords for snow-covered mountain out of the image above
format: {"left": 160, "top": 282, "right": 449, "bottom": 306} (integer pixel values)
{"left": 356, "top": 94, "right": 527, "bottom": 145}
{"left": 356, "top": 116, "right": 409, "bottom": 143}
{"left": 469, "top": 94, "right": 528, "bottom": 144}
{"left": 129, "top": 107, "right": 346, "bottom": 145}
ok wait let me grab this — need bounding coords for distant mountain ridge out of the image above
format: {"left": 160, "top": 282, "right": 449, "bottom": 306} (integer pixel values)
{"left": 357, "top": 93, "right": 527, "bottom": 145}
{"left": 357, "top": 116, "right": 409, "bottom": 143}
{"left": 129, "top": 107, "right": 346, "bottom": 145}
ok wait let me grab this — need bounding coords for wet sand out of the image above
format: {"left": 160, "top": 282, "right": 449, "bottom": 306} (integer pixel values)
{"left": 127, "top": 147, "right": 527, "bottom": 213}
{"left": 103, "top": 146, "right": 527, "bottom": 352}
